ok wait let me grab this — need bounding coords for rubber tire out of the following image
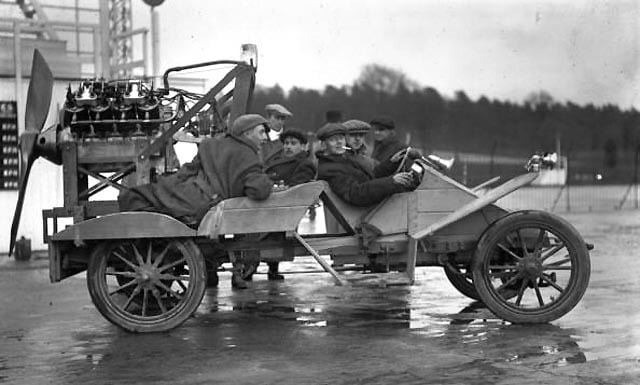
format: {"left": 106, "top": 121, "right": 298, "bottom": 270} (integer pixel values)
{"left": 87, "top": 238, "right": 207, "bottom": 333}
{"left": 444, "top": 263, "right": 480, "bottom": 301}
{"left": 472, "top": 210, "right": 590, "bottom": 323}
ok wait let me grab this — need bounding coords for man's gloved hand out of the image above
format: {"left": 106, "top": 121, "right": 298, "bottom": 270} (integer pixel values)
{"left": 392, "top": 172, "right": 414, "bottom": 187}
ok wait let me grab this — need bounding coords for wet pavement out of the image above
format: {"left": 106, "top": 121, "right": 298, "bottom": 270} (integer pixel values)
{"left": 1, "top": 210, "right": 640, "bottom": 384}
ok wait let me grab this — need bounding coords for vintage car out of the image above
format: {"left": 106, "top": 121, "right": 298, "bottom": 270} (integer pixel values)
{"left": 10, "top": 49, "right": 591, "bottom": 332}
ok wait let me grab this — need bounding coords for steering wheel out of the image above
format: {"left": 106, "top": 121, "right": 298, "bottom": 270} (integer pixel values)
{"left": 393, "top": 147, "right": 412, "bottom": 173}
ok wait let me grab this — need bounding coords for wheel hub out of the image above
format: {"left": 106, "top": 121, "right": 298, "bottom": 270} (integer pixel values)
{"left": 136, "top": 264, "right": 160, "bottom": 286}
{"left": 518, "top": 256, "right": 542, "bottom": 279}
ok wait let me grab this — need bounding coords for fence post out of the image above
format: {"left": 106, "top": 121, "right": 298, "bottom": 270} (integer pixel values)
{"left": 635, "top": 146, "right": 639, "bottom": 209}
{"left": 565, "top": 152, "right": 571, "bottom": 212}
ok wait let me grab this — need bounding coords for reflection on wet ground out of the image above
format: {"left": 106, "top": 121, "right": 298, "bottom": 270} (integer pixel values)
{"left": 1, "top": 211, "right": 640, "bottom": 384}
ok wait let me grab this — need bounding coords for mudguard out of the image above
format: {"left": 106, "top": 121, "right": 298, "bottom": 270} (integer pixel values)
{"left": 51, "top": 212, "right": 196, "bottom": 242}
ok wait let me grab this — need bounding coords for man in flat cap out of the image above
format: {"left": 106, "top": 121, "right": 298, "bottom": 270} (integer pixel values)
{"left": 265, "top": 103, "right": 293, "bottom": 130}
{"left": 118, "top": 113, "right": 273, "bottom": 289}
{"left": 259, "top": 103, "right": 300, "bottom": 279}
{"left": 315, "top": 122, "right": 415, "bottom": 207}
{"left": 370, "top": 115, "right": 406, "bottom": 163}
{"left": 266, "top": 128, "right": 316, "bottom": 188}
{"left": 343, "top": 119, "right": 376, "bottom": 172}
{"left": 263, "top": 103, "right": 293, "bottom": 165}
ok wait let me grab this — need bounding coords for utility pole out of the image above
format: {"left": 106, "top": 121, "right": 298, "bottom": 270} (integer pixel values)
{"left": 151, "top": 6, "right": 160, "bottom": 79}
{"left": 143, "top": 0, "right": 164, "bottom": 79}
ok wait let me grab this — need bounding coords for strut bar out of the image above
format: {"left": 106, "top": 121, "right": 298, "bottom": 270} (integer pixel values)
{"left": 293, "top": 232, "right": 347, "bottom": 286}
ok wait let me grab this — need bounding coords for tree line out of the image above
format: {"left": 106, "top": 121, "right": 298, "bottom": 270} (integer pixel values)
{"left": 249, "top": 64, "right": 640, "bottom": 184}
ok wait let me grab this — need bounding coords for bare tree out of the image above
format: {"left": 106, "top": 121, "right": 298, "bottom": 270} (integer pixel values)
{"left": 355, "top": 63, "right": 419, "bottom": 94}
{"left": 524, "top": 90, "right": 555, "bottom": 109}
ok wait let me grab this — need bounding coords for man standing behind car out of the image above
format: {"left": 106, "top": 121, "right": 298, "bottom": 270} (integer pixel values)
{"left": 259, "top": 103, "right": 296, "bottom": 280}
{"left": 262, "top": 103, "right": 293, "bottom": 165}
{"left": 370, "top": 115, "right": 406, "bottom": 163}
{"left": 343, "top": 119, "right": 376, "bottom": 172}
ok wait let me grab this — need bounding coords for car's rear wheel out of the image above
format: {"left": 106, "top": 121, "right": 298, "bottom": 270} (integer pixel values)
{"left": 87, "top": 238, "right": 206, "bottom": 332}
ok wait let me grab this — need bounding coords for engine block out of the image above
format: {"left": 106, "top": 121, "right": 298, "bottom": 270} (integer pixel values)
{"left": 63, "top": 79, "right": 164, "bottom": 139}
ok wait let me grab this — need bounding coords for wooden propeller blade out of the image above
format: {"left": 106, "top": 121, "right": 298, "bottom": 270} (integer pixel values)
{"left": 10, "top": 50, "right": 53, "bottom": 255}
{"left": 25, "top": 49, "right": 53, "bottom": 133}
{"left": 9, "top": 149, "right": 35, "bottom": 256}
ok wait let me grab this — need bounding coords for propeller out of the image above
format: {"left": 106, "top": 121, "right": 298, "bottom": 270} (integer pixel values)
{"left": 9, "top": 49, "right": 54, "bottom": 255}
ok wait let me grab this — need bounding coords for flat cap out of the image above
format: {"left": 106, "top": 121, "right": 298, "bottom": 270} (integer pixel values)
{"left": 370, "top": 115, "right": 395, "bottom": 130}
{"left": 230, "top": 114, "right": 268, "bottom": 136}
{"left": 280, "top": 128, "right": 308, "bottom": 144}
{"left": 316, "top": 122, "right": 346, "bottom": 141}
{"left": 265, "top": 103, "right": 293, "bottom": 117}
{"left": 342, "top": 119, "right": 371, "bottom": 134}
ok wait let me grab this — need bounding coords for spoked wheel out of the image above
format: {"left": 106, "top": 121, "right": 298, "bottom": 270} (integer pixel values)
{"left": 472, "top": 211, "right": 590, "bottom": 323}
{"left": 444, "top": 263, "right": 480, "bottom": 301}
{"left": 87, "top": 238, "right": 206, "bottom": 332}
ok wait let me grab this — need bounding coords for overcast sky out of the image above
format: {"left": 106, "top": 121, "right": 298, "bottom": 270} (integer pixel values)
{"left": 132, "top": 0, "right": 639, "bottom": 109}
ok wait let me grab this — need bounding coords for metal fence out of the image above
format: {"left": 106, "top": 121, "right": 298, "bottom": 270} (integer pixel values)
{"left": 496, "top": 184, "right": 640, "bottom": 212}
{"left": 430, "top": 148, "right": 640, "bottom": 213}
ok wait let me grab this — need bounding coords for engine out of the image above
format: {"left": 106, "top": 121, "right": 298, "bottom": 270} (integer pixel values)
{"left": 63, "top": 79, "right": 164, "bottom": 139}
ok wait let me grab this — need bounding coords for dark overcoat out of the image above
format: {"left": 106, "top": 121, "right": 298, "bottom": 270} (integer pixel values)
{"left": 265, "top": 151, "right": 316, "bottom": 186}
{"left": 348, "top": 145, "right": 377, "bottom": 174}
{"left": 262, "top": 140, "right": 283, "bottom": 165}
{"left": 316, "top": 151, "right": 402, "bottom": 207}
{"left": 118, "top": 134, "right": 273, "bottom": 225}
{"left": 371, "top": 136, "right": 405, "bottom": 163}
